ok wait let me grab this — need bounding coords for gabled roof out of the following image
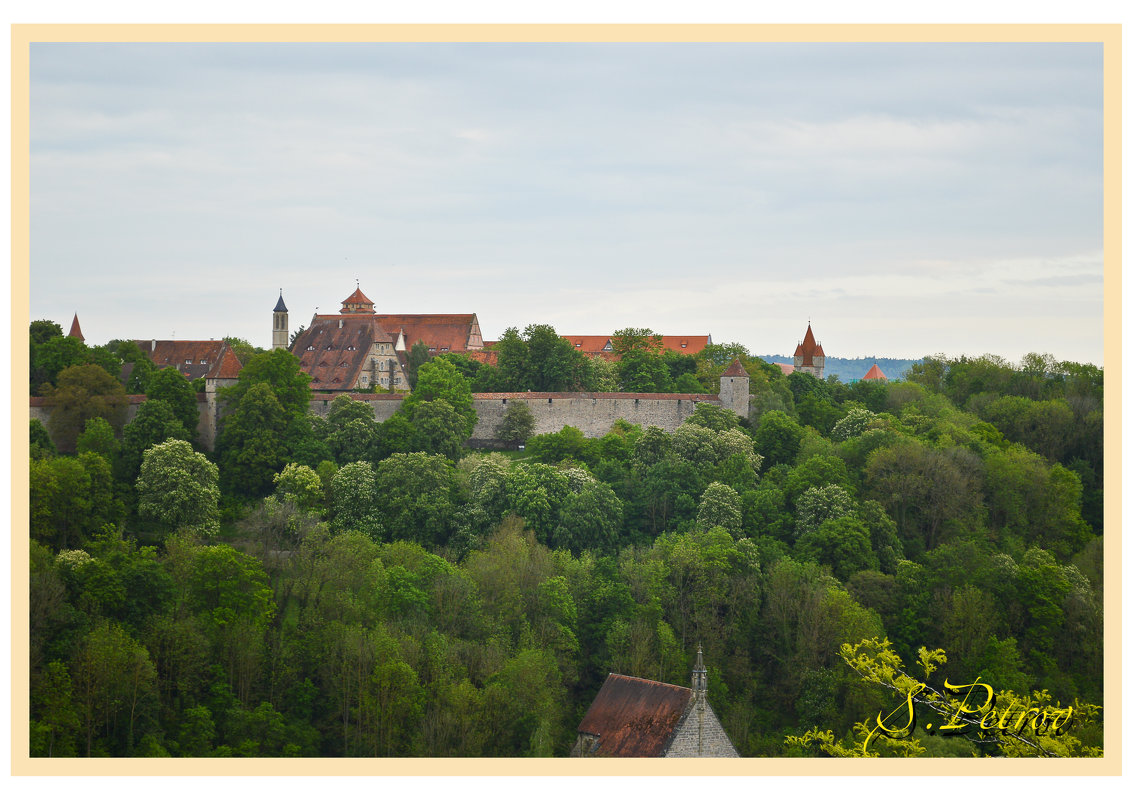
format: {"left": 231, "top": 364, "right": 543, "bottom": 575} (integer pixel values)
{"left": 774, "top": 362, "right": 795, "bottom": 376}
{"left": 136, "top": 340, "right": 233, "bottom": 381}
{"left": 576, "top": 674, "right": 692, "bottom": 757}
{"left": 721, "top": 358, "right": 749, "bottom": 378}
{"left": 67, "top": 314, "right": 84, "bottom": 342}
{"left": 292, "top": 315, "right": 393, "bottom": 391}
{"left": 862, "top": 363, "right": 888, "bottom": 381}
{"left": 373, "top": 314, "right": 482, "bottom": 353}
{"left": 205, "top": 344, "right": 244, "bottom": 380}
{"left": 561, "top": 334, "right": 712, "bottom": 357}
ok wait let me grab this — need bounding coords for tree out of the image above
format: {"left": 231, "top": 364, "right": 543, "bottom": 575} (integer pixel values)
{"left": 30, "top": 419, "right": 57, "bottom": 459}
{"left": 406, "top": 341, "right": 431, "bottom": 388}
{"left": 136, "top": 439, "right": 220, "bottom": 537}
{"left": 218, "top": 347, "right": 311, "bottom": 418}
{"left": 697, "top": 482, "right": 743, "bottom": 536}
{"left": 216, "top": 382, "right": 292, "bottom": 498}
{"left": 118, "top": 399, "right": 191, "bottom": 483}
{"left": 330, "top": 461, "right": 381, "bottom": 537}
{"left": 495, "top": 401, "right": 536, "bottom": 447}
{"left": 273, "top": 463, "right": 325, "bottom": 513}
{"left": 32, "top": 335, "right": 89, "bottom": 392}
{"left": 372, "top": 453, "right": 458, "bottom": 546}
{"left": 786, "top": 638, "right": 1101, "bottom": 757}
{"left": 553, "top": 481, "right": 624, "bottom": 553}
{"left": 795, "top": 517, "right": 878, "bottom": 581}
{"left": 145, "top": 366, "right": 200, "bottom": 440}
{"left": 48, "top": 364, "right": 129, "bottom": 452}
{"left": 76, "top": 417, "right": 119, "bottom": 461}
{"left": 751, "top": 410, "right": 804, "bottom": 469}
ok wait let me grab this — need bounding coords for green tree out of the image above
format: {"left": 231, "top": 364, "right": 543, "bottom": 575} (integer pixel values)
{"left": 372, "top": 453, "right": 458, "bottom": 546}
{"left": 136, "top": 439, "right": 220, "bottom": 538}
{"left": 76, "top": 417, "right": 120, "bottom": 461}
{"left": 30, "top": 419, "right": 57, "bottom": 459}
{"left": 273, "top": 463, "right": 325, "bottom": 513}
{"left": 751, "top": 410, "right": 805, "bottom": 469}
{"left": 216, "top": 382, "right": 291, "bottom": 498}
{"left": 495, "top": 401, "right": 536, "bottom": 446}
{"left": 118, "top": 399, "right": 190, "bottom": 483}
{"left": 795, "top": 517, "right": 878, "bottom": 581}
{"left": 48, "top": 364, "right": 129, "bottom": 452}
{"left": 553, "top": 480, "right": 624, "bottom": 553}
{"left": 145, "top": 366, "right": 200, "bottom": 441}
{"left": 697, "top": 482, "right": 743, "bottom": 536}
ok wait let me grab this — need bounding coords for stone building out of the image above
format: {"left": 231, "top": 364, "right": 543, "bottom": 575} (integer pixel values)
{"left": 289, "top": 287, "right": 410, "bottom": 392}
{"left": 793, "top": 322, "right": 825, "bottom": 379}
{"left": 136, "top": 339, "right": 243, "bottom": 384}
{"left": 271, "top": 291, "right": 289, "bottom": 351}
{"left": 571, "top": 647, "right": 739, "bottom": 758}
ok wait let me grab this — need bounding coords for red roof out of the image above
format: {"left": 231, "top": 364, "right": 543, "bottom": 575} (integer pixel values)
{"left": 576, "top": 674, "right": 692, "bottom": 757}
{"left": 774, "top": 362, "right": 795, "bottom": 376}
{"left": 205, "top": 344, "right": 244, "bottom": 380}
{"left": 862, "top": 363, "right": 888, "bottom": 381}
{"left": 340, "top": 287, "right": 375, "bottom": 312}
{"left": 721, "top": 358, "right": 749, "bottom": 378}
{"left": 374, "top": 314, "right": 483, "bottom": 353}
{"left": 136, "top": 340, "right": 235, "bottom": 381}
{"left": 473, "top": 392, "right": 718, "bottom": 401}
{"left": 562, "top": 334, "right": 711, "bottom": 357}
{"left": 67, "top": 314, "right": 84, "bottom": 342}
{"left": 796, "top": 323, "right": 824, "bottom": 366}
{"left": 292, "top": 316, "right": 394, "bottom": 391}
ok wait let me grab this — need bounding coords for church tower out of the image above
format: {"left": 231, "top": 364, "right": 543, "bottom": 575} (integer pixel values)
{"left": 272, "top": 291, "right": 289, "bottom": 350}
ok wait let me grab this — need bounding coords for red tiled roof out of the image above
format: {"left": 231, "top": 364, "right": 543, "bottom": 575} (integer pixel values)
{"left": 796, "top": 324, "right": 823, "bottom": 366}
{"left": 862, "top": 363, "right": 888, "bottom": 381}
{"left": 561, "top": 335, "right": 711, "bottom": 356}
{"left": 292, "top": 316, "right": 394, "bottom": 391}
{"left": 340, "top": 287, "right": 375, "bottom": 311}
{"left": 67, "top": 314, "right": 85, "bottom": 342}
{"left": 466, "top": 350, "right": 499, "bottom": 366}
{"left": 205, "top": 344, "right": 244, "bottom": 380}
{"left": 576, "top": 674, "right": 692, "bottom": 757}
{"left": 721, "top": 358, "right": 749, "bottom": 377}
{"left": 774, "top": 363, "right": 795, "bottom": 376}
{"left": 374, "top": 314, "right": 483, "bottom": 353}
{"left": 136, "top": 340, "right": 233, "bottom": 382}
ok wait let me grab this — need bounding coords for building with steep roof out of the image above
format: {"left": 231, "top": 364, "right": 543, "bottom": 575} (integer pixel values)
{"left": 136, "top": 339, "right": 243, "bottom": 383}
{"left": 374, "top": 313, "right": 484, "bottom": 356}
{"left": 571, "top": 647, "right": 739, "bottom": 758}
{"left": 793, "top": 323, "right": 825, "bottom": 380}
{"left": 289, "top": 288, "right": 411, "bottom": 392}
{"left": 67, "top": 314, "right": 85, "bottom": 343}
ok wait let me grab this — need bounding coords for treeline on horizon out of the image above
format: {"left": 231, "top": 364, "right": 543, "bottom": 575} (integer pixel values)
{"left": 28, "top": 319, "right": 1103, "bottom": 757}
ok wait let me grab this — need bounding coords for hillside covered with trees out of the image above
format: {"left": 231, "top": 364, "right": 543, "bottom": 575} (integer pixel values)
{"left": 28, "top": 321, "right": 1104, "bottom": 758}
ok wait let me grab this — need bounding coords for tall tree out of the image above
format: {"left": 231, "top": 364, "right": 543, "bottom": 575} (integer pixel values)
{"left": 136, "top": 438, "right": 221, "bottom": 538}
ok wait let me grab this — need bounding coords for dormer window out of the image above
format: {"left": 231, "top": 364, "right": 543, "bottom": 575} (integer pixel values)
{"left": 185, "top": 359, "right": 192, "bottom": 364}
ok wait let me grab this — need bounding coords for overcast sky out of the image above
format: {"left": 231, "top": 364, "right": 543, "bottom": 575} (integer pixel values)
{"left": 28, "top": 42, "right": 1104, "bottom": 365}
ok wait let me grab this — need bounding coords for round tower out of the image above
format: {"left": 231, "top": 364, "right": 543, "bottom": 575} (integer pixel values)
{"left": 272, "top": 290, "right": 289, "bottom": 350}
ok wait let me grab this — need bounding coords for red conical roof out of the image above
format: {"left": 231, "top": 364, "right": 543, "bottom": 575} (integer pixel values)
{"left": 862, "top": 363, "right": 887, "bottom": 381}
{"left": 67, "top": 313, "right": 85, "bottom": 342}
{"left": 801, "top": 323, "right": 817, "bottom": 352}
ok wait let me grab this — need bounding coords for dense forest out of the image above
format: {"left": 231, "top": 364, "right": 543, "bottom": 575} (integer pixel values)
{"left": 28, "top": 321, "right": 1104, "bottom": 757}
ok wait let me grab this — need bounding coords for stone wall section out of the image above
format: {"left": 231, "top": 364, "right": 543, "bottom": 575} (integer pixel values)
{"left": 664, "top": 701, "right": 739, "bottom": 758}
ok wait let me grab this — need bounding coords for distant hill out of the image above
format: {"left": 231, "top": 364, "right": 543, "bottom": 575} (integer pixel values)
{"left": 756, "top": 355, "right": 922, "bottom": 384}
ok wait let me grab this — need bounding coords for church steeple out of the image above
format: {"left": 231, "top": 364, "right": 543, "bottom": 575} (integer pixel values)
{"left": 692, "top": 644, "right": 707, "bottom": 698}
{"left": 67, "top": 313, "right": 85, "bottom": 343}
{"left": 272, "top": 290, "right": 289, "bottom": 350}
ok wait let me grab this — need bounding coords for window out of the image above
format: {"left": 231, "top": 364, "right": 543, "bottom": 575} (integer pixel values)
{"left": 185, "top": 359, "right": 192, "bottom": 364}
{"left": 200, "top": 359, "right": 208, "bottom": 363}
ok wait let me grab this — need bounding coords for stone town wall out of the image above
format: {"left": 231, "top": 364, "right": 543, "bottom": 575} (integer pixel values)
{"left": 664, "top": 701, "right": 739, "bottom": 758}
{"left": 469, "top": 393, "right": 725, "bottom": 441}
{"left": 30, "top": 381, "right": 749, "bottom": 453}
{"left": 30, "top": 394, "right": 211, "bottom": 448}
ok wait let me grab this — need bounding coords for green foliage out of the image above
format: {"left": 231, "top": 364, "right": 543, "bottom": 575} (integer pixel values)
{"left": 118, "top": 399, "right": 190, "bottom": 483}
{"left": 145, "top": 367, "right": 200, "bottom": 440}
{"left": 76, "top": 417, "right": 119, "bottom": 461}
{"left": 494, "top": 401, "right": 536, "bottom": 445}
{"left": 697, "top": 482, "right": 743, "bottom": 536}
{"left": 30, "top": 419, "right": 57, "bottom": 459}
{"left": 136, "top": 439, "right": 220, "bottom": 538}
{"left": 48, "top": 364, "right": 129, "bottom": 452}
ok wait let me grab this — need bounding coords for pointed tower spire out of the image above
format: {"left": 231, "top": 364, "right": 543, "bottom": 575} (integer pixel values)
{"left": 691, "top": 644, "right": 707, "bottom": 696}
{"left": 67, "top": 313, "right": 85, "bottom": 343}
{"left": 272, "top": 290, "right": 289, "bottom": 350}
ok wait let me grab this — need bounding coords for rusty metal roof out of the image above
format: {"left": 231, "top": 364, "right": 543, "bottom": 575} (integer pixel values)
{"left": 576, "top": 674, "right": 692, "bottom": 757}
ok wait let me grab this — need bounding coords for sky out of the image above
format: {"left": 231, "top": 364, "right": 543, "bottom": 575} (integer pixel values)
{"left": 28, "top": 41, "right": 1105, "bottom": 365}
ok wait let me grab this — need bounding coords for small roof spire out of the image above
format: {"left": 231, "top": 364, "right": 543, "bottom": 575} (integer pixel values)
{"left": 274, "top": 290, "right": 288, "bottom": 313}
{"left": 694, "top": 644, "right": 705, "bottom": 674}
{"left": 67, "top": 313, "right": 85, "bottom": 343}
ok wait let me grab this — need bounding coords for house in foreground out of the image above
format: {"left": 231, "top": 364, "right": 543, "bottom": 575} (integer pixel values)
{"left": 571, "top": 647, "right": 739, "bottom": 758}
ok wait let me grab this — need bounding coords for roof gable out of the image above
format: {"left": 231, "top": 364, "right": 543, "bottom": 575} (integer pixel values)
{"left": 291, "top": 316, "right": 392, "bottom": 391}
{"left": 136, "top": 340, "right": 230, "bottom": 381}
{"left": 576, "top": 674, "right": 692, "bottom": 757}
